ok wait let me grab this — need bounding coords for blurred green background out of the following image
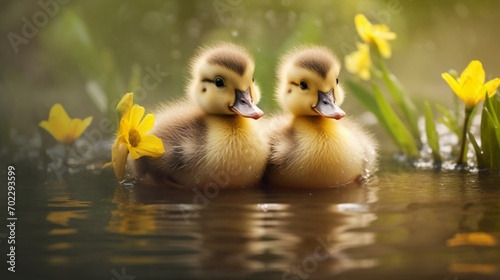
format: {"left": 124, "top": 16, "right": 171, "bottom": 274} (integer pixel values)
{"left": 1, "top": 0, "right": 500, "bottom": 159}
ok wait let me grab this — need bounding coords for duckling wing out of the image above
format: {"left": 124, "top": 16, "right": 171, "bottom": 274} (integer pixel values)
{"left": 132, "top": 101, "right": 208, "bottom": 182}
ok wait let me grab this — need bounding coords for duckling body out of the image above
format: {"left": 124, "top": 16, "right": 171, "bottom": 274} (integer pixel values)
{"left": 266, "top": 46, "right": 377, "bottom": 188}
{"left": 133, "top": 44, "right": 268, "bottom": 189}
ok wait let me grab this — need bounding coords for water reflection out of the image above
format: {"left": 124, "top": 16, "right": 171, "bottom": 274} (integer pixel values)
{"left": 44, "top": 182, "right": 92, "bottom": 266}
{"left": 29, "top": 170, "right": 500, "bottom": 279}
{"left": 46, "top": 189, "right": 91, "bottom": 236}
{"left": 106, "top": 182, "right": 380, "bottom": 278}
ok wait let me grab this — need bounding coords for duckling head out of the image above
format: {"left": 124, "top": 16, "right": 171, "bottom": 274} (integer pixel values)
{"left": 187, "top": 43, "right": 263, "bottom": 119}
{"left": 276, "top": 46, "right": 345, "bottom": 119}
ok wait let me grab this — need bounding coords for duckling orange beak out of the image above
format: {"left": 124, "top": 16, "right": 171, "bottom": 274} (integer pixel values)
{"left": 229, "top": 88, "right": 264, "bottom": 119}
{"left": 313, "top": 89, "right": 345, "bottom": 120}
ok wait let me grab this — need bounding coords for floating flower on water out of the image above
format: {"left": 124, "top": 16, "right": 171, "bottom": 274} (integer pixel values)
{"left": 103, "top": 99, "right": 164, "bottom": 179}
{"left": 355, "top": 14, "right": 396, "bottom": 58}
{"left": 447, "top": 232, "right": 498, "bottom": 247}
{"left": 345, "top": 42, "right": 372, "bottom": 80}
{"left": 442, "top": 60, "right": 500, "bottom": 109}
{"left": 39, "top": 103, "right": 93, "bottom": 145}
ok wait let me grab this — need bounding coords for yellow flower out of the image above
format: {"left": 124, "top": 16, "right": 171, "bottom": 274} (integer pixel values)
{"left": 104, "top": 104, "right": 164, "bottom": 179}
{"left": 120, "top": 105, "right": 165, "bottom": 160}
{"left": 345, "top": 42, "right": 372, "bottom": 80}
{"left": 355, "top": 14, "right": 396, "bottom": 58}
{"left": 116, "top": 92, "right": 133, "bottom": 117}
{"left": 39, "top": 103, "right": 93, "bottom": 145}
{"left": 442, "top": 60, "right": 500, "bottom": 109}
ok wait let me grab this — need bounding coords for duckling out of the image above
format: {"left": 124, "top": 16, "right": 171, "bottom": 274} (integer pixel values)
{"left": 265, "top": 46, "right": 378, "bottom": 188}
{"left": 133, "top": 43, "right": 269, "bottom": 189}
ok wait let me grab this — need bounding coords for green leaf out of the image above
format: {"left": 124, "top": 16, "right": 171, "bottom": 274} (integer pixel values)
{"left": 491, "top": 93, "right": 500, "bottom": 120}
{"left": 481, "top": 94, "right": 500, "bottom": 168}
{"left": 346, "top": 80, "right": 393, "bottom": 140}
{"left": 436, "top": 104, "right": 460, "bottom": 137}
{"left": 485, "top": 94, "right": 500, "bottom": 129}
{"left": 485, "top": 109, "right": 500, "bottom": 168}
{"left": 424, "top": 102, "right": 441, "bottom": 162}
{"left": 373, "top": 84, "right": 419, "bottom": 158}
{"left": 484, "top": 95, "right": 500, "bottom": 168}
{"left": 468, "top": 132, "right": 486, "bottom": 168}
{"left": 345, "top": 79, "right": 383, "bottom": 120}
{"left": 379, "top": 63, "right": 420, "bottom": 143}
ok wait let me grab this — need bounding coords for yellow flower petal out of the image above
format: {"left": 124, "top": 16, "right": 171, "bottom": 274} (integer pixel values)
{"left": 129, "top": 134, "right": 165, "bottom": 160}
{"left": 119, "top": 118, "right": 132, "bottom": 146}
{"left": 64, "top": 116, "right": 93, "bottom": 144}
{"left": 484, "top": 78, "right": 500, "bottom": 97}
{"left": 116, "top": 92, "right": 134, "bottom": 117}
{"left": 137, "top": 114, "right": 155, "bottom": 134}
{"left": 103, "top": 139, "right": 129, "bottom": 179}
{"left": 442, "top": 73, "right": 461, "bottom": 97}
{"left": 47, "top": 104, "right": 71, "bottom": 142}
{"left": 461, "top": 60, "right": 485, "bottom": 86}
{"left": 113, "top": 142, "right": 129, "bottom": 179}
{"left": 374, "top": 37, "right": 391, "bottom": 58}
{"left": 65, "top": 119, "right": 83, "bottom": 144}
{"left": 354, "top": 14, "right": 371, "bottom": 43}
{"left": 461, "top": 77, "right": 479, "bottom": 106}
{"left": 128, "top": 105, "right": 145, "bottom": 130}
{"left": 49, "top": 103, "right": 71, "bottom": 129}
{"left": 473, "top": 85, "right": 489, "bottom": 105}
{"left": 39, "top": 120, "right": 63, "bottom": 143}
{"left": 80, "top": 116, "right": 93, "bottom": 136}
{"left": 374, "top": 24, "right": 396, "bottom": 39}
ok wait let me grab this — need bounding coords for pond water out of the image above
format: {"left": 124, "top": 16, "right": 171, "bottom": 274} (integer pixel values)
{"left": 8, "top": 160, "right": 500, "bottom": 280}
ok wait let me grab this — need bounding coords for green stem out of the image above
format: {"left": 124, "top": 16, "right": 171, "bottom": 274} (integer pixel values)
{"left": 64, "top": 144, "right": 70, "bottom": 166}
{"left": 457, "top": 108, "right": 473, "bottom": 165}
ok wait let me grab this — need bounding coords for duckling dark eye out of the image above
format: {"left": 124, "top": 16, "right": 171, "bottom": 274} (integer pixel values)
{"left": 299, "top": 81, "right": 308, "bottom": 90}
{"left": 214, "top": 77, "right": 225, "bottom": 88}
{"left": 252, "top": 77, "right": 255, "bottom": 82}
{"left": 336, "top": 78, "right": 339, "bottom": 84}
